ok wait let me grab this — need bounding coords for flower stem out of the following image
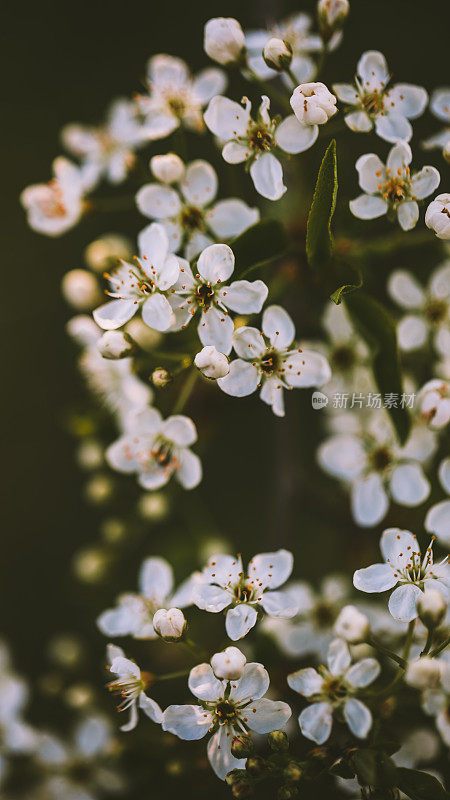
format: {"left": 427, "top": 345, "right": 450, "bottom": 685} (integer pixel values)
{"left": 420, "top": 628, "right": 435, "bottom": 657}
{"left": 365, "top": 638, "right": 406, "bottom": 669}
{"left": 370, "top": 621, "right": 416, "bottom": 699}
{"left": 154, "top": 668, "right": 191, "bottom": 683}
{"left": 172, "top": 367, "right": 199, "bottom": 415}
{"left": 246, "top": 68, "right": 292, "bottom": 112}
{"left": 429, "top": 635, "right": 450, "bottom": 659}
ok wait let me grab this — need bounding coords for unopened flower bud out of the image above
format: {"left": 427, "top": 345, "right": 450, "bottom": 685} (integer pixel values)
{"left": 231, "top": 734, "right": 254, "bottom": 759}
{"left": 151, "top": 367, "right": 172, "bottom": 387}
{"left": 334, "top": 605, "right": 370, "bottom": 643}
{"left": 61, "top": 269, "right": 101, "bottom": 310}
{"left": 263, "top": 38, "right": 292, "bottom": 71}
{"left": 153, "top": 608, "right": 186, "bottom": 641}
{"left": 444, "top": 140, "right": 450, "bottom": 164}
{"left": 126, "top": 318, "right": 162, "bottom": 350}
{"left": 283, "top": 762, "right": 303, "bottom": 783}
{"left": 97, "top": 330, "right": 135, "bottom": 360}
{"left": 204, "top": 17, "right": 246, "bottom": 65}
{"left": 246, "top": 756, "right": 266, "bottom": 778}
{"left": 318, "top": 0, "right": 349, "bottom": 32}
{"left": 85, "top": 234, "right": 132, "bottom": 273}
{"left": 418, "top": 380, "right": 450, "bottom": 430}
{"left": 150, "top": 153, "right": 185, "bottom": 184}
{"left": 290, "top": 82, "right": 337, "bottom": 125}
{"left": 226, "top": 768, "right": 248, "bottom": 786}
{"left": 211, "top": 647, "right": 247, "bottom": 680}
{"left": 426, "top": 194, "right": 450, "bottom": 240}
{"left": 406, "top": 657, "right": 442, "bottom": 689}
{"left": 417, "top": 589, "right": 447, "bottom": 628}
{"left": 268, "top": 730, "right": 289, "bottom": 751}
{"left": 194, "top": 346, "right": 229, "bottom": 379}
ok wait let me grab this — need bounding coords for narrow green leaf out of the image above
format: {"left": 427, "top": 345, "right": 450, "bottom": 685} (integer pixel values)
{"left": 396, "top": 768, "right": 450, "bottom": 800}
{"left": 306, "top": 139, "right": 338, "bottom": 270}
{"left": 331, "top": 270, "right": 362, "bottom": 304}
{"left": 231, "top": 219, "right": 288, "bottom": 278}
{"left": 345, "top": 291, "right": 411, "bottom": 444}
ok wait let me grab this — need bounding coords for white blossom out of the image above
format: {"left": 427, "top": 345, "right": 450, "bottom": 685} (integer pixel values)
{"left": 61, "top": 269, "right": 101, "bottom": 310}
{"left": 418, "top": 379, "right": 450, "bottom": 429}
{"left": 136, "top": 159, "right": 259, "bottom": 259}
{"left": 195, "top": 345, "right": 230, "bottom": 379}
{"left": 150, "top": 152, "right": 185, "bottom": 184}
{"left": 162, "top": 660, "right": 291, "bottom": 779}
{"left": 423, "top": 89, "right": 450, "bottom": 159}
{"left": 350, "top": 142, "right": 440, "bottom": 231}
{"left": 136, "top": 54, "right": 226, "bottom": 140}
{"left": 218, "top": 305, "right": 331, "bottom": 416}
{"left": 334, "top": 605, "right": 370, "bottom": 644}
{"left": 93, "top": 223, "right": 181, "bottom": 332}
{"left": 387, "top": 262, "right": 450, "bottom": 355}
{"left": 245, "top": 13, "right": 322, "bottom": 84}
{"left": 97, "top": 330, "right": 135, "bottom": 360}
{"left": 168, "top": 243, "right": 268, "bottom": 355}
{"left": 426, "top": 194, "right": 450, "bottom": 240}
{"left": 106, "top": 644, "right": 162, "bottom": 731}
{"left": 211, "top": 647, "right": 247, "bottom": 681}
{"left": 290, "top": 82, "right": 337, "bottom": 125}
{"left": 106, "top": 407, "right": 202, "bottom": 490}
{"left": 417, "top": 589, "right": 447, "bottom": 628}
{"left": 153, "top": 608, "right": 186, "bottom": 640}
{"left": 193, "top": 549, "right": 298, "bottom": 640}
{"left": 353, "top": 528, "right": 450, "bottom": 622}
{"left": 204, "top": 95, "right": 319, "bottom": 200}
{"left": 204, "top": 18, "right": 246, "bottom": 66}
{"left": 318, "top": 0, "right": 349, "bottom": 30}
{"left": 333, "top": 50, "right": 428, "bottom": 142}
{"left": 21, "top": 157, "right": 89, "bottom": 236}
{"left": 425, "top": 457, "right": 450, "bottom": 547}
{"left": 85, "top": 234, "right": 133, "bottom": 273}
{"left": 97, "top": 556, "right": 199, "bottom": 640}
{"left": 406, "top": 658, "right": 442, "bottom": 690}
{"left": 288, "top": 638, "right": 380, "bottom": 743}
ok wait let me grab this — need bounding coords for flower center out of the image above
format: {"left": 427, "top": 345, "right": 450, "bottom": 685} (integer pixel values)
{"left": 324, "top": 676, "right": 347, "bottom": 702}
{"left": 250, "top": 126, "right": 273, "bottom": 152}
{"left": 361, "top": 91, "right": 384, "bottom": 115}
{"left": 382, "top": 177, "right": 408, "bottom": 205}
{"left": 195, "top": 282, "right": 215, "bottom": 309}
{"left": 260, "top": 350, "right": 280, "bottom": 374}
{"left": 312, "top": 602, "right": 337, "bottom": 629}
{"left": 330, "top": 345, "right": 356, "bottom": 372}
{"left": 425, "top": 298, "right": 447, "bottom": 324}
{"left": 234, "top": 583, "right": 255, "bottom": 603}
{"left": 215, "top": 701, "right": 238, "bottom": 722}
{"left": 167, "top": 96, "right": 186, "bottom": 117}
{"left": 42, "top": 183, "right": 67, "bottom": 218}
{"left": 181, "top": 205, "right": 204, "bottom": 230}
{"left": 369, "top": 446, "right": 392, "bottom": 472}
{"left": 152, "top": 441, "right": 175, "bottom": 468}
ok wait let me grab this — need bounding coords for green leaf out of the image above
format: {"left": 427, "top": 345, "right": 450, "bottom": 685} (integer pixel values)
{"left": 331, "top": 268, "right": 362, "bottom": 304}
{"left": 396, "top": 768, "right": 450, "bottom": 800}
{"left": 306, "top": 139, "right": 338, "bottom": 270}
{"left": 351, "top": 749, "right": 378, "bottom": 786}
{"left": 230, "top": 219, "right": 288, "bottom": 278}
{"left": 345, "top": 291, "right": 411, "bottom": 444}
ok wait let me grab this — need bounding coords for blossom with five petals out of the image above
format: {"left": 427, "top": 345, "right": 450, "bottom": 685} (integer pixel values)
{"left": 106, "top": 644, "right": 162, "bottom": 731}
{"left": 20, "top": 157, "right": 89, "bottom": 236}
{"left": 387, "top": 262, "right": 450, "bottom": 355}
{"left": 245, "top": 13, "right": 322, "bottom": 84}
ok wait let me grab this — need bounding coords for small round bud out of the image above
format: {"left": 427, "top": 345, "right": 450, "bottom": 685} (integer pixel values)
{"left": 245, "top": 756, "right": 266, "bottom": 778}
{"left": 417, "top": 589, "right": 447, "bottom": 628}
{"left": 231, "top": 734, "right": 254, "bottom": 759}
{"left": 138, "top": 491, "right": 169, "bottom": 521}
{"left": 97, "top": 330, "right": 136, "bottom": 360}
{"left": 211, "top": 646, "right": 247, "bottom": 680}
{"left": 444, "top": 140, "right": 450, "bottom": 164}
{"left": 204, "top": 17, "right": 246, "bottom": 66}
{"left": 405, "top": 657, "right": 442, "bottom": 689}
{"left": 84, "top": 473, "right": 113, "bottom": 505}
{"left": 318, "top": 0, "right": 349, "bottom": 31}
{"left": 226, "top": 768, "right": 247, "bottom": 786}
{"left": 73, "top": 546, "right": 108, "bottom": 583}
{"left": 125, "top": 318, "right": 162, "bottom": 350}
{"left": 263, "top": 38, "right": 292, "bottom": 72}
{"left": 290, "top": 82, "right": 337, "bottom": 125}
{"left": 194, "top": 345, "right": 229, "bottom": 379}
{"left": 85, "top": 234, "right": 132, "bottom": 273}
{"left": 334, "top": 605, "right": 370, "bottom": 644}
{"left": 283, "top": 762, "right": 303, "bottom": 783}
{"left": 76, "top": 439, "right": 103, "bottom": 470}
{"left": 152, "top": 367, "right": 172, "bottom": 387}
{"left": 150, "top": 153, "right": 185, "bottom": 184}
{"left": 426, "top": 194, "right": 450, "bottom": 240}
{"left": 418, "top": 380, "right": 450, "bottom": 430}
{"left": 61, "top": 269, "right": 101, "bottom": 310}
{"left": 268, "top": 730, "right": 289, "bottom": 752}
{"left": 153, "top": 608, "right": 186, "bottom": 641}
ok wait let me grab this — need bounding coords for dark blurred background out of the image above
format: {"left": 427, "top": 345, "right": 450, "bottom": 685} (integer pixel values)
{"left": 0, "top": 0, "right": 448, "bottom": 795}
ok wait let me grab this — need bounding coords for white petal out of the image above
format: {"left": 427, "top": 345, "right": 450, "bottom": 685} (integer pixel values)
{"left": 198, "top": 243, "right": 234, "bottom": 283}
{"left": 386, "top": 141, "right": 412, "bottom": 172}
{"left": 327, "top": 638, "right": 351, "bottom": 675}
{"left": 397, "top": 200, "right": 419, "bottom": 231}
{"left": 345, "top": 110, "right": 373, "bottom": 132}
{"left": 387, "top": 84, "right": 428, "bottom": 120}
{"left": 202, "top": 553, "right": 243, "bottom": 587}
{"left": 375, "top": 113, "right": 413, "bottom": 143}
{"left": 140, "top": 557, "right": 173, "bottom": 601}
{"left": 139, "top": 693, "right": 163, "bottom": 723}
{"left": 439, "top": 457, "right": 450, "bottom": 493}
{"left": 344, "top": 698, "right": 372, "bottom": 738}
{"left": 161, "top": 415, "right": 197, "bottom": 446}
{"left": 136, "top": 184, "right": 181, "bottom": 219}
{"left": 181, "top": 160, "right": 218, "bottom": 206}
{"left": 346, "top": 659, "right": 380, "bottom": 688}
{"left": 162, "top": 705, "right": 213, "bottom": 740}
{"left": 250, "top": 153, "right": 286, "bottom": 201}
{"left": 410, "top": 167, "right": 440, "bottom": 200}
{"left": 185, "top": 231, "right": 214, "bottom": 260}
{"left": 353, "top": 563, "right": 397, "bottom": 594}
{"left": 207, "top": 199, "right": 259, "bottom": 238}
{"left": 199, "top": 307, "right": 234, "bottom": 355}
{"left": 351, "top": 473, "right": 389, "bottom": 527}
{"left": 121, "top": 702, "right": 138, "bottom": 732}
{"left": 225, "top": 604, "right": 258, "bottom": 640}
{"left": 221, "top": 280, "right": 268, "bottom": 314}
{"left": 259, "top": 589, "right": 299, "bottom": 618}
{"left": 229, "top": 662, "right": 269, "bottom": 703}
{"left": 275, "top": 116, "right": 318, "bottom": 154}
{"left": 247, "top": 550, "right": 293, "bottom": 590}
{"left": 388, "top": 584, "right": 422, "bottom": 621}
{"left": 207, "top": 725, "right": 244, "bottom": 781}
{"left": 387, "top": 270, "right": 425, "bottom": 309}
{"left": 317, "top": 435, "right": 366, "bottom": 481}
{"left": 355, "top": 153, "right": 385, "bottom": 194}
{"left": 333, "top": 83, "right": 360, "bottom": 104}
{"left": 222, "top": 141, "right": 250, "bottom": 164}
{"left": 390, "top": 463, "right": 430, "bottom": 507}
{"left": 425, "top": 500, "right": 450, "bottom": 546}
{"left": 142, "top": 293, "right": 175, "bottom": 331}
{"left": 218, "top": 359, "right": 259, "bottom": 396}
{"left": 232, "top": 326, "right": 266, "bottom": 359}
{"left": 262, "top": 305, "right": 295, "bottom": 348}
{"left": 204, "top": 96, "right": 250, "bottom": 139}
{"left": 287, "top": 668, "right": 324, "bottom": 697}
{"left": 380, "top": 528, "right": 420, "bottom": 568}
{"left": 357, "top": 51, "right": 389, "bottom": 92}
{"left": 284, "top": 350, "right": 331, "bottom": 387}
{"left": 188, "top": 664, "right": 225, "bottom": 701}
{"left": 148, "top": 54, "right": 189, "bottom": 86}
{"left": 155, "top": 254, "right": 180, "bottom": 290}
{"left": 192, "top": 68, "right": 227, "bottom": 104}
{"left": 431, "top": 88, "right": 450, "bottom": 122}
{"left": 177, "top": 448, "right": 202, "bottom": 489}
{"left": 299, "top": 702, "right": 333, "bottom": 744}
{"left": 397, "top": 315, "right": 428, "bottom": 351}
{"left": 93, "top": 299, "right": 137, "bottom": 330}
{"left": 193, "top": 584, "right": 232, "bottom": 612}
{"left": 349, "top": 194, "right": 388, "bottom": 220}
{"left": 138, "top": 222, "right": 169, "bottom": 268}
{"left": 260, "top": 376, "right": 285, "bottom": 417}
{"left": 245, "top": 699, "right": 291, "bottom": 733}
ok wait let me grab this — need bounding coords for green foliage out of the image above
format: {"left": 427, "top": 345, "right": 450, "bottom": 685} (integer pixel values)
{"left": 345, "top": 291, "right": 411, "bottom": 444}
{"left": 306, "top": 139, "right": 338, "bottom": 270}
{"left": 231, "top": 219, "right": 288, "bottom": 278}
{"left": 330, "top": 267, "right": 362, "bottom": 304}
{"left": 395, "top": 768, "right": 450, "bottom": 800}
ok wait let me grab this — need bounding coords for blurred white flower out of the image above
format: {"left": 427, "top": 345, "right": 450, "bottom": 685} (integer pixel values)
{"left": 333, "top": 50, "right": 427, "bottom": 142}
{"left": 204, "top": 95, "right": 319, "bottom": 200}
{"left": 318, "top": 0, "right": 349, "bottom": 31}
{"left": 195, "top": 345, "right": 229, "bottom": 379}
{"left": 107, "top": 644, "right": 162, "bottom": 731}
{"left": 417, "top": 589, "right": 447, "bottom": 628}
{"left": 288, "top": 638, "right": 380, "bottom": 743}
{"left": 334, "top": 605, "right": 370, "bottom": 644}
{"left": 21, "top": 157, "right": 88, "bottom": 236}
{"left": 406, "top": 658, "right": 442, "bottom": 690}
{"left": 245, "top": 13, "right": 322, "bottom": 85}
{"left": 163, "top": 660, "right": 290, "bottom": 779}
{"left": 350, "top": 142, "right": 440, "bottom": 231}
{"left": 61, "top": 269, "right": 101, "bottom": 310}
{"left": 290, "top": 82, "right": 337, "bottom": 125}
{"left": 218, "top": 305, "right": 331, "bottom": 417}
{"left": 204, "top": 18, "right": 246, "bottom": 66}
{"left": 423, "top": 89, "right": 450, "bottom": 159}
{"left": 418, "top": 379, "right": 450, "bottom": 429}
{"left": 353, "top": 528, "right": 450, "bottom": 622}
{"left": 387, "top": 262, "right": 450, "bottom": 355}
{"left": 425, "top": 457, "right": 450, "bottom": 547}
{"left": 136, "top": 159, "right": 259, "bottom": 259}
{"left": 426, "top": 194, "right": 450, "bottom": 240}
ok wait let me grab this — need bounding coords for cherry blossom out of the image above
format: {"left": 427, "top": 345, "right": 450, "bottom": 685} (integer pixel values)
{"left": 106, "top": 645, "right": 162, "bottom": 731}
{"left": 245, "top": 12, "right": 322, "bottom": 84}
{"left": 20, "top": 157, "right": 89, "bottom": 236}
{"left": 387, "top": 262, "right": 450, "bottom": 355}
{"left": 423, "top": 89, "right": 450, "bottom": 157}
{"left": 425, "top": 457, "right": 450, "bottom": 548}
